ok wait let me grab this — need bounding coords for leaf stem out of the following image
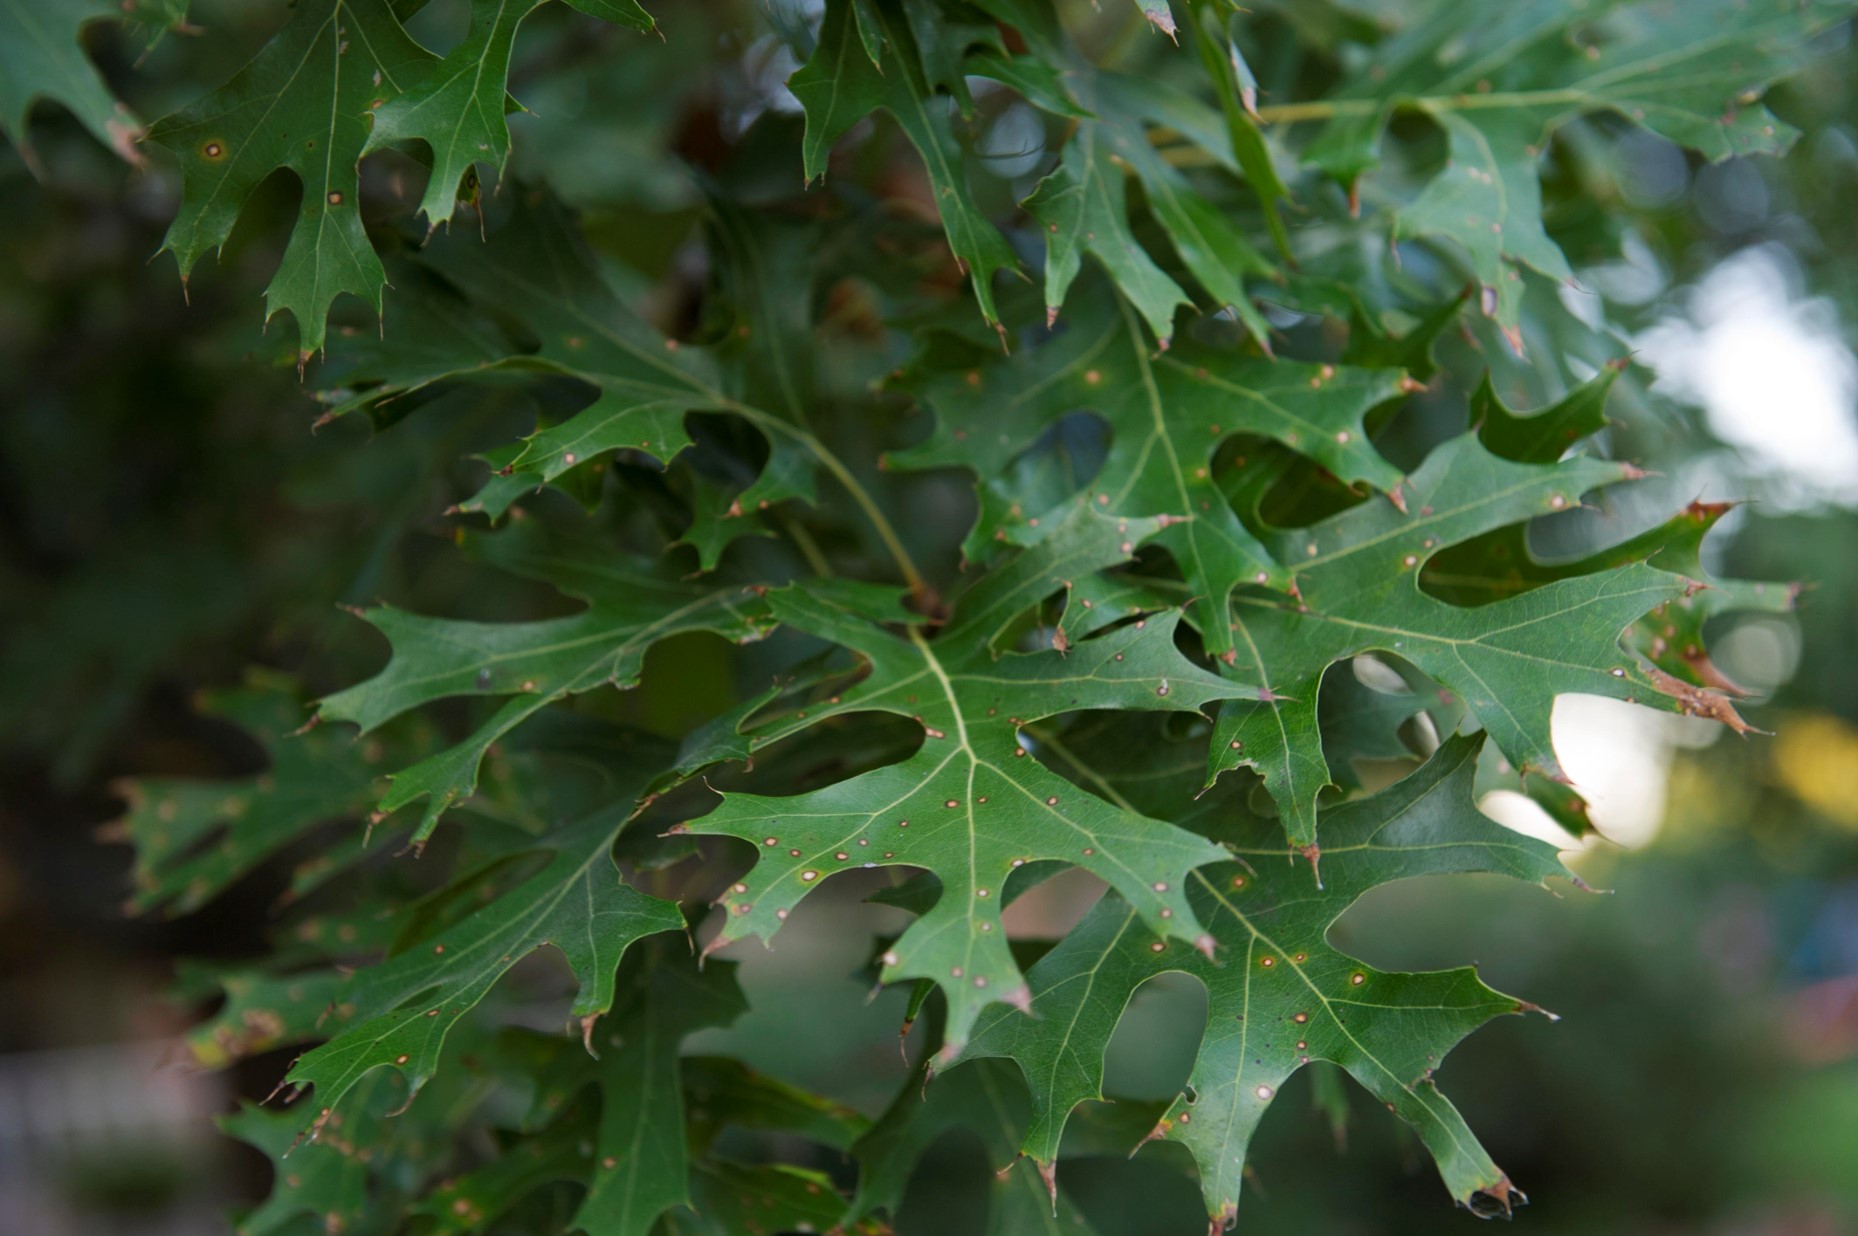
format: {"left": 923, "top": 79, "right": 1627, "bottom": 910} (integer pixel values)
{"left": 780, "top": 513, "right": 834, "bottom": 579}
{"left": 1253, "top": 86, "right": 1595, "bottom": 124}
{"left": 721, "top": 400, "right": 926, "bottom": 597}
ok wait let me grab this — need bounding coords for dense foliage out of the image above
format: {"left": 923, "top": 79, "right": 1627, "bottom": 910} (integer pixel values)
{"left": 6, "top": 0, "right": 1849, "bottom": 1232}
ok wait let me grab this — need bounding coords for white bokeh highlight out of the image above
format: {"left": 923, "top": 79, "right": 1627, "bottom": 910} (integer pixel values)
{"left": 1639, "top": 244, "right": 1858, "bottom": 506}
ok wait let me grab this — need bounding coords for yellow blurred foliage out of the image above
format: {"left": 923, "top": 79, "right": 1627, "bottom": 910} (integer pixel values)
{"left": 1773, "top": 712, "right": 1858, "bottom": 830}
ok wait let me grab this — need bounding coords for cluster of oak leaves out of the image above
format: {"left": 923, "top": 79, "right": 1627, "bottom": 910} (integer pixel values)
{"left": 17, "top": 0, "right": 1840, "bottom": 1231}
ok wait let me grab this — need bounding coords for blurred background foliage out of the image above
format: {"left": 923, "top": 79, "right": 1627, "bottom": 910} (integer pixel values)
{"left": 1, "top": 1, "right": 1856, "bottom": 1233}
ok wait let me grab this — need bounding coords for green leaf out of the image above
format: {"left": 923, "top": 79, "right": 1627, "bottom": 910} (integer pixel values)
{"left": 704, "top": 193, "right": 821, "bottom": 434}
{"left": 1301, "top": 0, "right": 1857, "bottom": 338}
{"left": 324, "top": 193, "right": 712, "bottom": 473}
{"left": 1056, "top": 570, "right": 1180, "bottom": 645}
{"left": 1209, "top": 432, "right": 1707, "bottom": 849}
{"left": 966, "top": 49, "right": 1091, "bottom": 120}
{"left": 145, "top": 0, "right": 653, "bottom": 355}
{"left": 318, "top": 194, "right": 924, "bottom": 581}
{"left": 667, "top": 1161, "right": 873, "bottom": 1236}
{"left": 1178, "top": 0, "right": 1293, "bottom": 257}
{"left": 363, "top": 0, "right": 655, "bottom": 230}
{"left": 147, "top": 0, "right": 438, "bottom": 357}
{"left": 1024, "top": 101, "right": 1190, "bottom": 345}
{"left": 178, "top": 963, "right": 349, "bottom": 1069}
{"left": 283, "top": 799, "right": 685, "bottom": 1130}
{"left": 845, "top": 1047, "right": 1110, "bottom": 1230}
{"left": 673, "top": 472, "right": 777, "bottom": 572}
{"left": 409, "top": 956, "right": 860, "bottom": 1235}
{"left": 222, "top": 1057, "right": 489, "bottom": 1236}
{"left": 1316, "top": 653, "right": 1463, "bottom": 790}
{"left": 1470, "top": 361, "right": 1620, "bottom": 463}
{"left": 1428, "top": 495, "right": 1792, "bottom": 708}
{"left": 112, "top": 671, "right": 428, "bottom": 914}
{"left": 415, "top": 1038, "right": 872, "bottom": 1236}
{"left": 790, "top": 0, "right": 1020, "bottom": 327}
{"left": 681, "top": 511, "right": 1251, "bottom": 1049}
{"left": 958, "top": 732, "right": 1563, "bottom": 1225}
{"left": 901, "top": 0, "right": 1005, "bottom": 119}
{"left": 412, "top": 1125, "right": 591, "bottom": 1233}
{"left": 316, "top": 517, "right": 773, "bottom": 838}
{"left": 0, "top": 0, "right": 164, "bottom": 169}
{"left": 75, "top": 0, "right": 1815, "bottom": 1225}
{"left": 897, "top": 288, "right": 1410, "bottom": 646}
{"left": 1307, "top": 0, "right": 1851, "bottom": 185}
{"left": 1014, "top": 64, "right": 1279, "bottom": 348}
{"left": 567, "top": 951, "right": 747, "bottom": 1236}
{"left": 221, "top": 1079, "right": 398, "bottom": 1236}
{"left": 680, "top": 1055, "right": 872, "bottom": 1151}
{"left": 1393, "top": 108, "right": 1573, "bottom": 350}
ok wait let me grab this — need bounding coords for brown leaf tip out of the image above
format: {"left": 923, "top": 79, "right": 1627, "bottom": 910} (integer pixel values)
{"left": 1643, "top": 666, "right": 1757, "bottom": 734}
{"left": 1684, "top": 500, "right": 1735, "bottom": 522}
{"left": 1468, "top": 1174, "right": 1527, "bottom": 1217}
{"left": 1142, "top": 6, "right": 1179, "bottom": 40}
